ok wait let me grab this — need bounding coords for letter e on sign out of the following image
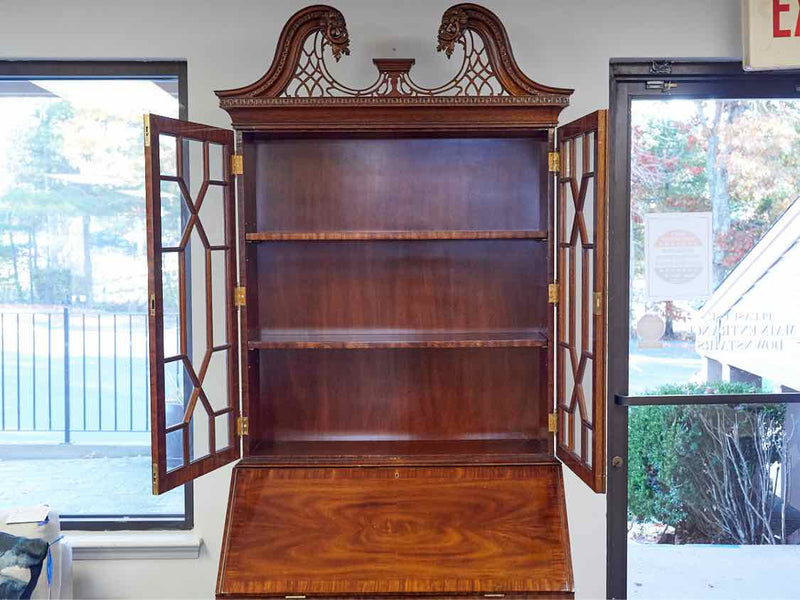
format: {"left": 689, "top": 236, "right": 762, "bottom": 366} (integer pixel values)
{"left": 744, "top": 0, "right": 800, "bottom": 69}
{"left": 773, "top": 0, "right": 791, "bottom": 37}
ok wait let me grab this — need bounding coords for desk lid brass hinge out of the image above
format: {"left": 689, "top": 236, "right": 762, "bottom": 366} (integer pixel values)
{"left": 234, "top": 286, "right": 246, "bottom": 307}
{"left": 237, "top": 416, "right": 249, "bottom": 437}
{"left": 548, "top": 151, "right": 560, "bottom": 172}
{"left": 548, "top": 283, "right": 559, "bottom": 304}
{"left": 231, "top": 154, "right": 243, "bottom": 175}
{"left": 593, "top": 291, "right": 602, "bottom": 315}
{"left": 548, "top": 413, "right": 558, "bottom": 433}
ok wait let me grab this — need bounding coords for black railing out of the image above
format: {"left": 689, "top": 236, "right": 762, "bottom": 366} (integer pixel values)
{"left": 0, "top": 307, "right": 174, "bottom": 443}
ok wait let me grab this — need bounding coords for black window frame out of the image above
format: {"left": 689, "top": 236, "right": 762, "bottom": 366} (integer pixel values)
{"left": 606, "top": 58, "right": 800, "bottom": 598}
{"left": 0, "top": 59, "right": 192, "bottom": 531}
{"left": 607, "top": 59, "right": 800, "bottom": 599}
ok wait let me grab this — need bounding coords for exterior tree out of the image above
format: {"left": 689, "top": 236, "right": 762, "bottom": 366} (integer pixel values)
{"left": 698, "top": 101, "right": 736, "bottom": 284}
{"left": 630, "top": 99, "right": 800, "bottom": 336}
{"left": 0, "top": 98, "right": 150, "bottom": 309}
{"left": 0, "top": 101, "right": 76, "bottom": 303}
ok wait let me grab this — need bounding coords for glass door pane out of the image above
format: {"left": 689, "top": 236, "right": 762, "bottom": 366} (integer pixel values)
{"left": 628, "top": 401, "right": 800, "bottom": 598}
{"left": 629, "top": 98, "right": 800, "bottom": 396}
{"left": 627, "top": 97, "right": 800, "bottom": 599}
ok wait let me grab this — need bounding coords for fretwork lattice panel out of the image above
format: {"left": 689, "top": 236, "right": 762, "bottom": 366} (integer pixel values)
{"left": 555, "top": 111, "right": 607, "bottom": 493}
{"left": 145, "top": 115, "right": 239, "bottom": 493}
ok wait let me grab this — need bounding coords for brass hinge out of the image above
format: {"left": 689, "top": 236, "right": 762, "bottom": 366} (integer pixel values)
{"left": 548, "top": 151, "right": 560, "bottom": 172}
{"left": 231, "top": 154, "right": 243, "bottom": 175}
{"left": 285, "top": 596, "right": 306, "bottom": 599}
{"left": 152, "top": 463, "right": 159, "bottom": 495}
{"left": 237, "top": 416, "right": 249, "bottom": 437}
{"left": 593, "top": 291, "right": 602, "bottom": 315}
{"left": 149, "top": 294, "right": 156, "bottom": 317}
{"left": 234, "top": 286, "right": 246, "bottom": 307}
{"left": 548, "top": 283, "right": 559, "bottom": 304}
{"left": 548, "top": 413, "right": 558, "bottom": 433}
{"left": 484, "top": 595, "right": 506, "bottom": 598}
{"left": 143, "top": 114, "right": 151, "bottom": 147}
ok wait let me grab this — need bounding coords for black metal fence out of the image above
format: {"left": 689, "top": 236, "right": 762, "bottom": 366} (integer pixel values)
{"left": 0, "top": 308, "right": 160, "bottom": 442}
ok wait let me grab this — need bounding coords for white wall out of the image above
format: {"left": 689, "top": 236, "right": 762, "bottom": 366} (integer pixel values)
{"left": 0, "top": 1, "right": 742, "bottom": 598}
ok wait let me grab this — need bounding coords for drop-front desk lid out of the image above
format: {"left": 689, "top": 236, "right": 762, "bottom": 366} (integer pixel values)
{"left": 217, "top": 461, "right": 574, "bottom": 598}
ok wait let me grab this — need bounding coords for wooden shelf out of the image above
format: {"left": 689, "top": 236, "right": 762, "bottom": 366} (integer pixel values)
{"left": 246, "top": 439, "right": 554, "bottom": 467}
{"left": 248, "top": 328, "right": 548, "bottom": 349}
{"left": 246, "top": 229, "right": 547, "bottom": 241}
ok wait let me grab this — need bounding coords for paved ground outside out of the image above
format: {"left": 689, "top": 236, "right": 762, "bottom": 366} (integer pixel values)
{"left": 0, "top": 454, "right": 184, "bottom": 515}
{"left": 629, "top": 542, "right": 800, "bottom": 599}
{"left": 629, "top": 339, "right": 702, "bottom": 394}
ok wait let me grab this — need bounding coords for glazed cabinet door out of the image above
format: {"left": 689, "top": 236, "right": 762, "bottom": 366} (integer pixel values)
{"left": 554, "top": 110, "right": 608, "bottom": 493}
{"left": 144, "top": 114, "right": 240, "bottom": 494}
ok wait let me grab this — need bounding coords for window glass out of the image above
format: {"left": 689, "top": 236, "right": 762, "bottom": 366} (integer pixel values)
{"left": 0, "top": 75, "right": 185, "bottom": 519}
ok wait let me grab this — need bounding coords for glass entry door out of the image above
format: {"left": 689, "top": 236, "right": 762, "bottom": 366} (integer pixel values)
{"left": 608, "top": 61, "right": 800, "bottom": 600}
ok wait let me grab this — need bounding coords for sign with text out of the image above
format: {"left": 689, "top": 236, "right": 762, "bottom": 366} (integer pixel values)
{"left": 695, "top": 310, "right": 798, "bottom": 354}
{"left": 645, "top": 212, "right": 712, "bottom": 301}
{"left": 743, "top": 0, "right": 800, "bottom": 69}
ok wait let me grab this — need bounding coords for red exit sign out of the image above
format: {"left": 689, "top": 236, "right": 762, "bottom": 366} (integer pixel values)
{"left": 743, "top": 0, "right": 800, "bottom": 69}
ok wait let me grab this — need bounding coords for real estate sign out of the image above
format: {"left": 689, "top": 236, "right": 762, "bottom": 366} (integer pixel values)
{"left": 644, "top": 212, "right": 712, "bottom": 302}
{"left": 743, "top": 0, "right": 800, "bottom": 69}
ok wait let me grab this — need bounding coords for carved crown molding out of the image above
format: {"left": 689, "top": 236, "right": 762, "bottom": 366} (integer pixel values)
{"left": 215, "top": 3, "right": 572, "bottom": 107}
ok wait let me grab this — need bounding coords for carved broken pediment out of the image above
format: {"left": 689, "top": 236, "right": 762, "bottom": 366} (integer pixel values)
{"left": 216, "top": 3, "right": 572, "bottom": 106}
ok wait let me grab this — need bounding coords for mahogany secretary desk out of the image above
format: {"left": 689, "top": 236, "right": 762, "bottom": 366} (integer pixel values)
{"left": 143, "top": 4, "right": 608, "bottom": 598}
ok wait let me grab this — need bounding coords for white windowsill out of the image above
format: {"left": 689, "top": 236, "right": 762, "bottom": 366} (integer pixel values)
{"left": 66, "top": 532, "right": 202, "bottom": 560}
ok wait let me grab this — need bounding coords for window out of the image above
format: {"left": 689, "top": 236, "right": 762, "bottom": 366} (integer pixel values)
{"left": 0, "top": 61, "right": 190, "bottom": 529}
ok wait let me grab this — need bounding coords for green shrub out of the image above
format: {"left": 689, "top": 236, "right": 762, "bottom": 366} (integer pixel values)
{"left": 628, "top": 404, "right": 686, "bottom": 526}
{"left": 627, "top": 380, "right": 767, "bottom": 538}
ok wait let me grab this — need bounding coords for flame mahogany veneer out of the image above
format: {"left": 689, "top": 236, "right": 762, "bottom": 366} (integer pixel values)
{"left": 218, "top": 464, "right": 573, "bottom": 598}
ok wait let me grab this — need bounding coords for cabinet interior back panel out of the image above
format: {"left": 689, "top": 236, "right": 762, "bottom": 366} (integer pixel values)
{"left": 253, "top": 137, "right": 547, "bottom": 231}
{"left": 254, "top": 240, "right": 547, "bottom": 331}
{"left": 255, "top": 348, "right": 548, "bottom": 443}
